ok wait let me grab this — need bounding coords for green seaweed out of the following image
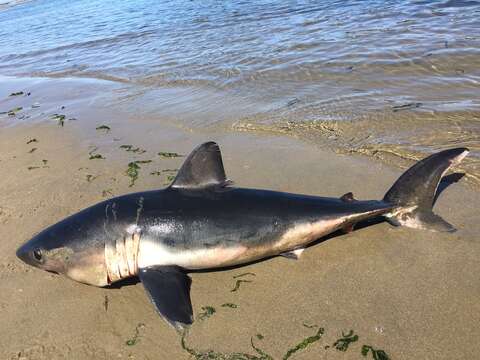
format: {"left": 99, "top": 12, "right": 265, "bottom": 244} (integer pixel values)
{"left": 198, "top": 306, "right": 216, "bottom": 321}
{"left": 158, "top": 151, "right": 183, "bottom": 158}
{"left": 181, "top": 332, "right": 272, "bottom": 360}
{"left": 9, "top": 91, "right": 24, "bottom": 96}
{"left": 164, "top": 174, "right": 176, "bottom": 184}
{"left": 333, "top": 330, "right": 358, "bottom": 352}
{"left": 151, "top": 168, "right": 179, "bottom": 176}
{"left": 88, "top": 147, "right": 104, "bottom": 160}
{"left": 89, "top": 154, "right": 104, "bottom": 160}
{"left": 51, "top": 113, "right": 66, "bottom": 126}
{"left": 392, "top": 102, "right": 422, "bottom": 112}
{"left": 28, "top": 148, "right": 37, "bottom": 153}
{"left": 179, "top": 319, "right": 390, "bottom": 360}
{"left": 126, "top": 161, "right": 141, "bottom": 187}
{"left": 119, "top": 144, "right": 146, "bottom": 154}
{"left": 231, "top": 279, "right": 252, "bottom": 292}
{"left": 7, "top": 107, "right": 23, "bottom": 116}
{"left": 125, "top": 323, "right": 145, "bottom": 346}
{"left": 282, "top": 327, "right": 325, "bottom": 360}
{"left": 125, "top": 160, "right": 153, "bottom": 186}
{"left": 150, "top": 168, "right": 179, "bottom": 184}
{"left": 86, "top": 174, "right": 98, "bottom": 182}
{"left": 96, "top": 125, "right": 111, "bottom": 132}
{"left": 233, "top": 272, "right": 256, "bottom": 279}
{"left": 27, "top": 160, "right": 49, "bottom": 170}
{"left": 221, "top": 303, "right": 238, "bottom": 309}
{"left": 361, "top": 345, "right": 390, "bottom": 360}
{"left": 26, "top": 138, "right": 37, "bottom": 144}
{"left": 250, "top": 337, "right": 273, "bottom": 360}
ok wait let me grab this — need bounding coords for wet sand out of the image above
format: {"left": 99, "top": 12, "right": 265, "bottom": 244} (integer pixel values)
{"left": 1, "top": 77, "right": 479, "bottom": 360}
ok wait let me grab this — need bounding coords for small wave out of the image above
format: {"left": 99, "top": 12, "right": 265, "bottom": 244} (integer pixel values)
{"left": 0, "top": 29, "right": 156, "bottom": 63}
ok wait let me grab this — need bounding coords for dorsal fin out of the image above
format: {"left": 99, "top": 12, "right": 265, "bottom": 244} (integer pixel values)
{"left": 170, "top": 142, "right": 231, "bottom": 189}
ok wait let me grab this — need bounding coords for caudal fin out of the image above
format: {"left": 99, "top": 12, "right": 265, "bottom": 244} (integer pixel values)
{"left": 383, "top": 148, "right": 469, "bottom": 232}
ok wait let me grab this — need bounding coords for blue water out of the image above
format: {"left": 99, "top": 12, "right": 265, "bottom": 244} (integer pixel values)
{"left": 1, "top": 0, "right": 479, "bottom": 114}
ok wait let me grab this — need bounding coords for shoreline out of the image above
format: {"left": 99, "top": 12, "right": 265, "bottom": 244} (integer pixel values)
{"left": 1, "top": 76, "right": 480, "bottom": 359}
{"left": 2, "top": 75, "right": 479, "bottom": 189}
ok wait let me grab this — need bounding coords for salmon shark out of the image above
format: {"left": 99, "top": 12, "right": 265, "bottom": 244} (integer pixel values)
{"left": 16, "top": 142, "right": 469, "bottom": 330}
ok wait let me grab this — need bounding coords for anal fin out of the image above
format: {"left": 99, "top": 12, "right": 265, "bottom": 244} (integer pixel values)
{"left": 341, "top": 223, "right": 355, "bottom": 233}
{"left": 280, "top": 248, "right": 305, "bottom": 260}
{"left": 139, "top": 266, "right": 193, "bottom": 332}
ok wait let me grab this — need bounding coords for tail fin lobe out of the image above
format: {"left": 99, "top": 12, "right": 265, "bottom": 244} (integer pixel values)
{"left": 383, "top": 148, "right": 468, "bottom": 232}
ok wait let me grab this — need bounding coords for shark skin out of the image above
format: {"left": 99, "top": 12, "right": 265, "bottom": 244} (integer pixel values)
{"left": 16, "top": 142, "right": 469, "bottom": 331}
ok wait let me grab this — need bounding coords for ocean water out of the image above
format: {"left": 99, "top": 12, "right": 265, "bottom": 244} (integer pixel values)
{"left": 1, "top": 0, "right": 479, "bottom": 180}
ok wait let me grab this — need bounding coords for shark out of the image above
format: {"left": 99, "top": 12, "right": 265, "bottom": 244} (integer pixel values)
{"left": 16, "top": 142, "right": 469, "bottom": 330}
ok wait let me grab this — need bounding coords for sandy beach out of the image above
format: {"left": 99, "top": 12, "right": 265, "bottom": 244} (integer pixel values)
{"left": 1, "top": 77, "right": 479, "bottom": 360}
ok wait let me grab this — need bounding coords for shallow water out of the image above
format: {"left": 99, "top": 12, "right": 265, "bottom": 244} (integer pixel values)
{"left": 0, "top": 0, "right": 479, "bottom": 180}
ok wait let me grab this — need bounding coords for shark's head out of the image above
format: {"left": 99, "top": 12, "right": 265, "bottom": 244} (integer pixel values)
{"left": 16, "top": 210, "right": 109, "bottom": 287}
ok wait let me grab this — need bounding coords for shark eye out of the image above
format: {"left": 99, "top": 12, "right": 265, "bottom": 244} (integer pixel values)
{"left": 33, "top": 249, "right": 43, "bottom": 261}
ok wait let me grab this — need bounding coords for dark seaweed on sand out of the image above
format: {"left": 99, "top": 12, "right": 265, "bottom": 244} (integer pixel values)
{"left": 89, "top": 154, "right": 104, "bottom": 160}
{"left": 125, "top": 323, "right": 145, "bottom": 346}
{"left": 88, "top": 147, "right": 105, "bottom": 160}
{"left": 283, "top": 327, "right": 325, "bottom": 360}
{"left": 51, "top": 113, "right": 66, "bottom": 126}
{"left": 230, "top": 279, "right": 252, "bottom": 292}
{"left": 126, "top": 162, "right": 141, "bottom": 187}
{"left": 392, "top": 102, "right": 422, "bottom": 112}
{"left": 233, "top": 272, "right": 256, "bottom": 279}
{"left": 198, "top": 306, "right": 216, "bottom": 321}
{"left": 181, "top": 332, "right": 273, "bottom": 360}
{"left": 333, "top": 330, "right": 358, "bottom": 352}
{"left": 120, "top": 144, "right": 146, "bottom": 154}
{"left": 125, "top": 160, "right": 151, "bottom": 186}
{"left": 221, "top": 303, "right": 238, "bottom": 309}
{"left": 361, "top": 345, "right": 390, "bottom": 360}
{"left": 5, "top": 107, "right": 23, "bottom": 116}
{"left": 158, "top": 151, "right": 183, "bottom": 158}
{"left": 96, "top": 125, "right": 111, "bottom": 132}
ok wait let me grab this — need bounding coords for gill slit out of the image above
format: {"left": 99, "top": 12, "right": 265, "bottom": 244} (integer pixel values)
{"left": 105, "top": 230, "right": 141, "bottom": 284}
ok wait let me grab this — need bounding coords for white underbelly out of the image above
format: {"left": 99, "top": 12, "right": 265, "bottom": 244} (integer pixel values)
{"left": 137, "top": 238, "right": 248, "bottom": 270}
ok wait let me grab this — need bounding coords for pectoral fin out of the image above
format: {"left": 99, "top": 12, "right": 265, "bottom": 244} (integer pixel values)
{"left": 138, "top": 266, "right": 193, "bottom": 331}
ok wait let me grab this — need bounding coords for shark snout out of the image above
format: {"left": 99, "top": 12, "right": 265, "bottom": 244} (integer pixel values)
{"left": 16, "top": 242, "right": 32, "bottom": 265}
{"left": 16, "top": 241, "right": 38, "bottom": 267}
{"left": 16, "top": 234, "right": 46, "bottom": 268}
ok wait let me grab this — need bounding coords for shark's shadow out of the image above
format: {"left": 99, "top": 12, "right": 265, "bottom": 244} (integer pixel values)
{"left": 110, "top": 173, "right": 465, "bottom": 288}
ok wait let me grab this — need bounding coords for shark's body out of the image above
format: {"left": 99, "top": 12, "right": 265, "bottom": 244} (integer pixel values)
{"left": 16, "top": 142, "right": 469, "bottom": 330}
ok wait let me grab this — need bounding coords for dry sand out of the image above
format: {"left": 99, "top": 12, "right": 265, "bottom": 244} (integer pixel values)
{"left": 1, "top": 77, "right": 479, "bottom": 360}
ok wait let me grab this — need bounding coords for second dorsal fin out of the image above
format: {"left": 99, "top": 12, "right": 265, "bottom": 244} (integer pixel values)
{"left": 171, "top": 142, "right": 231, "bottom": 189}
{"left": 340, "top": 192, "right": 356, "bottom": 202}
